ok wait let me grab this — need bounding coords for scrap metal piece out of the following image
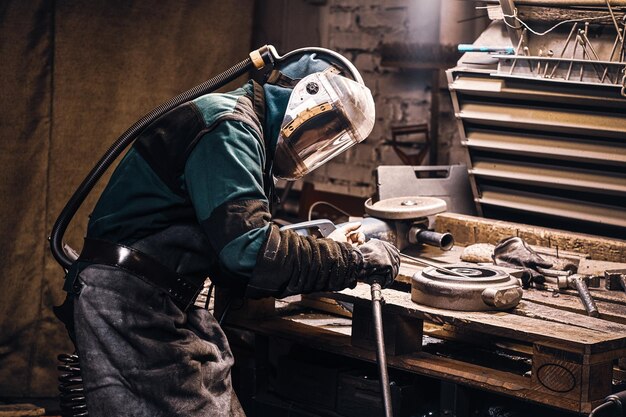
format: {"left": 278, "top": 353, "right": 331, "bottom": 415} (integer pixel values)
{"left": 605, "top": 268, "right": 626, "bottom": 293}
{"left": 557, "top": 274, "right": 600, "bottom": 317}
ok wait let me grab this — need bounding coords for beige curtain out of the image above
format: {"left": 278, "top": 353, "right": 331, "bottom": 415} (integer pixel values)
{"left": 0, "top": 0, "right": 254, "bottom": 397}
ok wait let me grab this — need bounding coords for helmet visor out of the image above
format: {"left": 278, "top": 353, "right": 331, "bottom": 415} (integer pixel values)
{"left": 273, "top": 71, "right": 375, "bottom": 181}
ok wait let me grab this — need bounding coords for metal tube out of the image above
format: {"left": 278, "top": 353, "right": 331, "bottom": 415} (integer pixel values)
{"left": 410, "top": 228, "right": 455, "bottom": 251}
{"left": 573, "top": 277, "right": 600, "bottom": 317}
{"left": 400, "top": 253, "right": 472, "bottom": 278}
{"left": 371, "top": 283, "right": 393, "bottom": 417}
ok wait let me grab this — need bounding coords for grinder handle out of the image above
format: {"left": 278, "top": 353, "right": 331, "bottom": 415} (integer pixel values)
{"left": 279, "top": 219, "right": 337, "bottom": 238}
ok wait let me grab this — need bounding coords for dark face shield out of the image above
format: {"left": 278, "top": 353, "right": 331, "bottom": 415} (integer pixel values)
{"left": 273, "top": 71, "right": 375, "bottom": 181}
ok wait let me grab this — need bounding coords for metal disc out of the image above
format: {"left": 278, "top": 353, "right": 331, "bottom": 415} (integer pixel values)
{"left": 412, "top": 264, "right": 522, "bottom": 311}
{"left": 364, "top": 196, "right": 447, "bottom": 220}
{"left": 421, "top": 264, "right": 510, "bottom": 283}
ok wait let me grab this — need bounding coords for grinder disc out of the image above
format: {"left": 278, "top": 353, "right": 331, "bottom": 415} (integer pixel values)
{"left": 364, "top": 196, "right": 447, "bottom": 220}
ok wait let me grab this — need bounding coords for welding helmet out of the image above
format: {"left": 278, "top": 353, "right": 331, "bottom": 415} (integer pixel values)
{"left": 267, "top": 51, "right": 375, "bottom": 181}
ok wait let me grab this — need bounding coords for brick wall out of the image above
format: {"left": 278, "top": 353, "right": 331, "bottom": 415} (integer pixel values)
{"left": 302, "top": 0, "right": 486, "bottom": 198}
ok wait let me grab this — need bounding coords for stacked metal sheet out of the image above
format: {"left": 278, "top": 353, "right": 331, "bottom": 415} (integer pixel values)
{"left": 447, "top": 18, "right": 626, "bottom": 239}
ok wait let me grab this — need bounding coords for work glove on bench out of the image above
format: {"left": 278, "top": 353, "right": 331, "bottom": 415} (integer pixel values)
{"left": 492, "top": 236, "right": 552, "bottom": 288}
{"left": 355, "top": 238, "right": 401, "bottom": 288}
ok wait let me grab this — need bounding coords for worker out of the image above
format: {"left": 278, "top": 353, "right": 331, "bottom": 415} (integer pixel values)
{"left": 60, "top": 49, "right": 400, "bottom": 417}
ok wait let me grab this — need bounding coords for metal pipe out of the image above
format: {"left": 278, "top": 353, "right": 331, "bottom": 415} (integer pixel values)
{"left": 371, "top": 283, "right": 393, "bottom": 417}
{"left": 409, "top": 228, "right": 455, "bottom": 251}
{"left": 573, "top": 276, "right": 600, "bottom": 317}
{"left": 400, "top": 253, "right": 472, "bottom": 279}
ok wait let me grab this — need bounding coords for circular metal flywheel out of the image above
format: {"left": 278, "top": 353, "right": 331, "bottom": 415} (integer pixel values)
{"left": 411, "top": 264, "right": 522, "bottom": 311}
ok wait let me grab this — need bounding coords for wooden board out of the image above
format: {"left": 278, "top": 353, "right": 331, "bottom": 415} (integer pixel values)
{"left": 226, "top": 216, "right": 626, "bottom": 414}
{"left": 229, "top": 314, "right": 607, "bottom": 413}
{"left": 322, "top": 285, "right": 626, "bottom": 354}
{"left": 435, "top": 213, "right": 626, "bottom": 262}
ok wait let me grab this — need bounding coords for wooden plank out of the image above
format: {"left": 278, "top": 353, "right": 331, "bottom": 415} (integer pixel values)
{"left": 522, "top": 289, "right": 626, "bottom": 325}
{"left": 351, "top": 303, "right": 423, "bottom": 355}
{"left": 513, "top": 298, "right": 626, "bottom": 335}
{"left": 435, "top": 213, "right": 626, "bottom": 262}
{"left": 0, "top": 404, "right": 45, "bottom": 417}
{"left": 228, "top": 316, "right": 595, "bottom": 413}
{"left": 578, "top": 258, "right": 626, "bottom": 276}
{"left": 320, "top": 284, "right": 626, "bottom": 353}
{"left": 299, "top": 295, "right": 353, "bottom": 318}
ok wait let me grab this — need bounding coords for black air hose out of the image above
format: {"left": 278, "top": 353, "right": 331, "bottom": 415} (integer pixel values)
{"left": 49, "top": 44, "right": 363, "bottom": 270}
{"left": 50, "top": 57, "right": 255, "bottom": 269}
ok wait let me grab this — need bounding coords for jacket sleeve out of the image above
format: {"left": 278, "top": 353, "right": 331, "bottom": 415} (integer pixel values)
{"left": 185, "top": 119, "right": 361, "bottom": 298}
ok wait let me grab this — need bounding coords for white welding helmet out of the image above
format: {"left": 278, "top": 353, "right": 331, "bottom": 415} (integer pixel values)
{"left": 272, "top": 68, "right": 375, "bottom": 181}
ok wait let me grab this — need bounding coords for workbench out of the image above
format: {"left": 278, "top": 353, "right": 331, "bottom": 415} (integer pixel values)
{"left": 222, "top": 214, "right": 626, "bottom": 416}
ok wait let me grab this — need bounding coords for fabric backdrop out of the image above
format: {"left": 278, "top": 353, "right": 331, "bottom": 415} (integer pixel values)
{"left": 0, "top": 0, "right": 254, "bottom": 397}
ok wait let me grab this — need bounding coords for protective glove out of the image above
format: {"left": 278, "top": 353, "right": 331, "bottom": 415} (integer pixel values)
{"left": 355, "top": 238, "right": 400, "bottom": 288}
{"left": 492, "top": 236, "right": 552, "bottom": 288}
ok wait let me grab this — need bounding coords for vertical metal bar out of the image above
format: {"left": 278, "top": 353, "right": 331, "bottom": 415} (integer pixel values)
{"left": 509, "top": 29, "right": 526, "bottom": 74}
{"left": 499, "top": 0, "right": 522, "bottom": 48}
{"left": 371, "top": 283, "right": 394, "bottom": 417}
{"left": 601, "top": 28, "right": 621, "bottom": 82}
{"left": 580, "top": 25, "right": 588, "bottom": 81}
{"left": 606, "top": 0, "right": 625, "bottom": 45}
{"left": 566, "top": 34, "right": 579, "bottom": 80}
{"left": 573, "top": 277, "right": 600, "bottom": 318}
{"left": 549, "top": 23, "right": 578, "bottom": 78}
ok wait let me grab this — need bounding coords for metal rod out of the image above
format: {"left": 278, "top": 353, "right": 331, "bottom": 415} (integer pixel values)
{"left": 621, "top": 18, "right": 626, "bottom": 62}
{"left": 573, "top": 277, "right": 600, "bottom": 317}
{"left": 400, "top": 253, "right": 472, "bottom": 278}
{"left": 509, "top": 29, "right": 527, "bottom": 74}
{"left": 601, "top": 28, "right": 620, "bottom": 82}
{"left": 606, "top": 0, "right": 625, "bottom": 45}
{"left": 579, "top": 26, "right": 587, "bottom": 81}
{"left": 371, "top": 283, "right": 393, "bottom": 417}
{"left": 580, "top": 29, "right": 615, "bottom": 82}
{"left": 567, "top": 33, "right": 579, "bottom": 80}
{"left": 550, "top": 22, "right": 578, "bottom": 78}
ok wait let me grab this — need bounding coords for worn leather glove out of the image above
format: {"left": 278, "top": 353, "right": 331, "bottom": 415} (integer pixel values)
{"left": 493, "top": 236, "right": 552, "bottom": 288}
{"left": 355, "top": 238, "right": 400, "bottom": 288}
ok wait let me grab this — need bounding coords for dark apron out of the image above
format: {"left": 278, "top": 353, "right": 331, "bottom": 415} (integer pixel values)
{"left": 73, "top": 263, "right": 245, "bottom": 416}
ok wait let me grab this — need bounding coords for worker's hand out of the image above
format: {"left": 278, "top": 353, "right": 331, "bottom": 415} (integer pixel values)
{"left": 355, "top": 238, "right": 400, "bottom": 288}
{"left": 327, "top": 222, "right": 365, "bottom": 246}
